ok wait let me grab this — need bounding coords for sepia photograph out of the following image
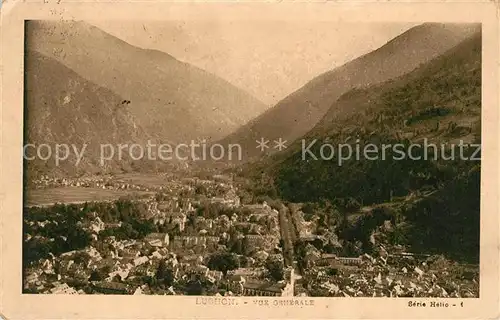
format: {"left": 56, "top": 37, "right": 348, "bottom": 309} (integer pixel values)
{"left": 1, "top": 1, "right": 499, "bottom": 320}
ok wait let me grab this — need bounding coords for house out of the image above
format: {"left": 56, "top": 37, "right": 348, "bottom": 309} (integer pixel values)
{"left": 120, "top": 248, "right": 140, "bottom": 259}
{"left": 133, "top": 287, "right": 144, "bottom": 295}
{"left": 121, "top": 240, "right": 137, "bottom": 248}
{"left": 195, "top": 217, "right": 214, "bottom": 230}
{"left": 316, "top": 254, "right": 338, "bottom": 267}
{"left": 244, "top": 235, "right": 279, "bottom": 252}
{"left": 303, "top": 244, "right": 321, "bottom": 268}
{"left": 24, "top": 271, "right": 40, "bottom": 287}
{"left": 227, "top": 275, "right": 245, "bottom": 294}
{"left": 89, "top": 217, "right": 105, "bottom": 234}
{"left": 144, "top": 233, "right": 170, "bottom": 247}
{"left": 68, "top": 266, "right": 90, "bottom": 283}
{"left": 171, "top": 236, "right": 220, "bottom": 249}
{"left": 243, "top": 202, "right": 271, "bottom": 213}
{"left": 85, "top": 246, "right": 103, "bottom": 261}
{"left": 167, "top": 286, "right": 176, "bottom": 295}
{"left": 133, "top": 256, "right": 149, "bottom": 267}
{"left": 336, "top": 257, "right": 363, "bottom": 266}
{"left": 157, "top": 200, "right": 175, "bottom": 212}
{"left": 268, "top": 253, "right": 285, "bottom": 262}
{"left": 314, "top": 270, "right": 331, "bottom": 283}
{"left": 215, "top": 215, "right": 231, "bottom": 228}
{"left": 299, "top": 234, "right": 326, "bottom": 243}
{"left": 50, "top": 282, "right": 78, "bottom": 294}
{"left": 92, "top": 281, "right": 130, "bottom": 294}
{"left": 180, "top": 255, "right": 204, "bottom": 265}
{"left": 317, "top": 254, "right": 363, "bottom": 267}
{"left": 298, "top": 220, "right": 317, "bottom": 238}
{"left": 150, "top": 251, "right": 164, "bottom": 260}
{"left": 243, "top": 280, "right": 293, "bottom": 297}
{"left": 146, "top": 201, "right": 160, "bottom": 217}
{"left": 105, "top": 222, "right": 122, "bottom": 229}
{"left": 206, "top": 270, "right": 223, "bottom": 283}
{"left": 166, "top": 256, "right": 179, "bottom": 269}
{"left": 188, "top": 265, "right": 209, "bottom": 277}
{"left": 41, "top": 259, "right": 55, "bottom": 274}
{"left": 227, "top": 274, "right": 294, "bottom": 297}
{"left": 253, "top": 250, "right": 269, "bottom": 262}
{"left": 107, "top": 268, "right": 130, "bottom": 282}
{"left": 320, "top": 282, "right": 340, "bottom": 294}
{"left": 227, "top": 267, "right": 266, "bottom": 278}
{"left": 178, "top": 198, "right": 194, "bottom": 212}
{"left": 134, "top": 263, "right": 157, "bottom": 277}
{"left": 60, "top": 250, "right": 78, "bottom": 258}
{"left": 170, "top": 212, "right": 187, "bottom": 232}
{"left": 94, "top": 257, "right": 116, "bottom": 271}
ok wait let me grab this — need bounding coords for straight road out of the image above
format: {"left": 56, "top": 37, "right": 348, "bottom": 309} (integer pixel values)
{"left": 278, "top": 203, "right": 299, "bottom": 267}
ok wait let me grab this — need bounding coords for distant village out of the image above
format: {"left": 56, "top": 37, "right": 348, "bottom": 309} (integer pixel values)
{"left": 24, "top": 175, "right": 296, "bottom": 296}
{"left": 24, "top": 174, "right": 478, "bottom": 297}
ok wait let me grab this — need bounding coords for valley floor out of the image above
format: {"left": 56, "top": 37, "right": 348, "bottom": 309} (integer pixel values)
{"left": 22, "top": 173, "right": 479, "bottom": 297}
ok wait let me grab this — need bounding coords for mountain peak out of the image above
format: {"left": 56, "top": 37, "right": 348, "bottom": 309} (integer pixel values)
{"left": 26, "top": 20, "right": 268, "bottom": 143}
{"left": 218, "top": 23, "right": 481, "bottom": 161}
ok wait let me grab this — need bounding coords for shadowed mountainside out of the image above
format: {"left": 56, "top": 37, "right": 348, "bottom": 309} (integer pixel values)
{"left": 219, "top": 23, "right": 480, "bottom": 161}
{"left": 244, "top": 31, "right": 481, "bottom": 262}
{"left": 24, "top": 51, "right": 175, "bottom": 180}
{"left": 26, "top": 20, "right": 268, "bottom": 144}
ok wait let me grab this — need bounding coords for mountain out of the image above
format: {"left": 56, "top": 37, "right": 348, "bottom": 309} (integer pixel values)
{"left": 272, "top": 30, "right": 481, "bottom": 197}
{"left": 220, "top": 23, "right": 480, "bottom": 161}
{"left": 25, "top": 20, "right": 267, "bottom": 144}
{"left": 249, "top": 30, "right": 481, "bottom": 262}
{"left": 24, "top": 51, "right": 168, "bottom": 180}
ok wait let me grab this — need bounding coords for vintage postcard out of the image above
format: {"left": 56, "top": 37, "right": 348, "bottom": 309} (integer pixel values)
{"left": 1, "top": 0, "right": 499, "bottom": 319}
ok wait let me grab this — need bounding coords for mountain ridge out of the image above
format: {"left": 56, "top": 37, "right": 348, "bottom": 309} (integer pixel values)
{"left": 240, "top": 31, "right": 481, "bottom": 262}
{"left": 24, "top": 50, "right": 179, "bottom": 180}
{"left": 26, "top": 20, "right": 268, "bottom": 144}
{"left": 218, "top": 23, "right": 481, "bottom": 161}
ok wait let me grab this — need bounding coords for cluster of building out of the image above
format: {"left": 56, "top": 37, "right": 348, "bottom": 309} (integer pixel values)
{"left": 282, "top": 203, "right": 479, "bottom": 298}
{"left": 24, "top": 172, "right": 480, "bottom": 298}
{"left": 301, "top": 249, "right": 478, "bottom": 298}
{"left": 29, "top": 174, "right": 158, "bottom": 192}
{"left": 227, "top": 266, "right": 295, "bottom": 297}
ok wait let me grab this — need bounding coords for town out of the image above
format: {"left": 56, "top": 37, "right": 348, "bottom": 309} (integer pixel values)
{"left": 23, "top": 173, "right": 479, "bottom": 298}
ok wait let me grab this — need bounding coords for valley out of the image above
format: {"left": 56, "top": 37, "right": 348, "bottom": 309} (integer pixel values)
{"left": 23, "top": 171, "right": 478, "bottom": 297}
{"left": 22, "top": 21, "right": 482, "bottom": 298}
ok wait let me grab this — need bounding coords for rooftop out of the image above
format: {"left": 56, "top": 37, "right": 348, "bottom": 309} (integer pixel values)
{"left": 92, "top": 281, "right": 129, "bottom": 291}
{"left": 244, "top": 280, "right": 287, "bottom": 293}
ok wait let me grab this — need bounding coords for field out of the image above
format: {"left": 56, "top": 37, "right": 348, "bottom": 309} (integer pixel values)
{"left": 24, "top": 187, "right": 154, "bottom": 207}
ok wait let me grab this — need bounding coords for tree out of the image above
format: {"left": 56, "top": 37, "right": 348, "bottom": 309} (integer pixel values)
{"left": 163, "top": 268, "right": 174, "bottom": 287}
{"left": 155, "top": 260, "right": 175, "bottom": 287}
{"left": 229, "top": 238, "right": 244, "bottom": 255}
{"left": 195, "top": 184, "right": 208, "bottom": 195}
{"left": 89, "top": 270, "right": 104, "bottom": 282}
{"left": 207, "top": 252, "right": 239, "bottom": 275}
{"left": 186, "top": 278, "right": 205, "bottom": 295}
{"left": 73, "top": 251, "right": 91, "bottom": 265}
{"left": 155, "top": 260, "right": 168, "bottom": 281}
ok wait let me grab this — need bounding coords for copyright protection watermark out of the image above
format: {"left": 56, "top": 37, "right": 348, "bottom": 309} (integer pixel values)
{"left": 23, "top": 140, "right": 243, "bottom": 166}
{"left": 301, "top": 138, "right": 481, "bottom": 165}
{"left": 22, "top": 138, "right": 481, "bottom": 167}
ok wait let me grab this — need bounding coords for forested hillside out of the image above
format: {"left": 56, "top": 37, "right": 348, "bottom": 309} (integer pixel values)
{"left": 247, "top": 31, "right": 481, "bottom": 262}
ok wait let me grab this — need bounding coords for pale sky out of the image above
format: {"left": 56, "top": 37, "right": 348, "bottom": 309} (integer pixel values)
{"left": 91, "top": 21, "right": 416, "bottom": 106}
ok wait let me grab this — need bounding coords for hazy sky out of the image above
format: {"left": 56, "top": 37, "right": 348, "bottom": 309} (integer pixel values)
{"left": 91, "top": 21, "right": 416, "bottom": 105}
